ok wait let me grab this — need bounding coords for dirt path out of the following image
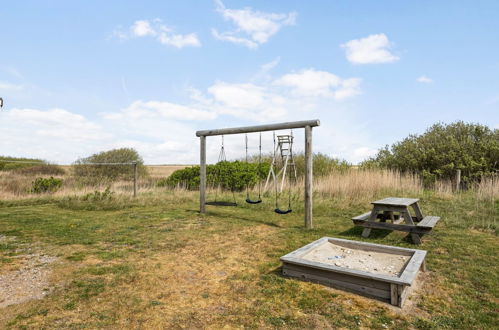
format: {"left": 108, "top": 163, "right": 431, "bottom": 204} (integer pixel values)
{"left": 0, "top": 253, "right": 57, "bottom": 308}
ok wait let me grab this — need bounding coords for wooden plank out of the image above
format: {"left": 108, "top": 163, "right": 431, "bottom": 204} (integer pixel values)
{"left": 283, "top": 263, "right": 390, "bottom": 291}
{"left": 199, "top": 136, "right": 206, "bottom": 213}
{"left": 398, "top": 284, "right": 409, "bottom": 307}
{"left": 399, "top": 250, "right": 426, "bottom": 284}
{"left": 362, "top": 206, "right": 381, "bottom": 238}
{"left": 390, "top": 283, "right": 399, "bottom": 306}
{"left": 401, "top": 209, "right": 422, "bottom": 244}
{"left": 283, "top": 266, "right": 391, "bottom": 301}
{"left": 328, "top": 238, "right": 420, "bottom": 255}
{"left": 353, "top": 220, "right": 433, "bottom": 234}
{"left": 416, "top": 216, "right": 440, "bottom": 228}
{"left": 411, "top": 203, "right": 424, "bottom": 220}
{"left": 196, "top": 119, "right": 320, "bottom": 137}
{"left": 304, "top": 125, "right": 313, "bottom": 229}
{"left": 372, "top": 197, "right": 419, "bottom": 207}
{"left": 352, "top": 211, "right": 372, "bottom": 221}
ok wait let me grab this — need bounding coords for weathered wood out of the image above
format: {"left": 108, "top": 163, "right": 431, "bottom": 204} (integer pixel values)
{"left": 352, "top": 220, "right": 434, "bottom": 234}
{"left": 399, "top": 250, "right": 427, "bottom": 284}
{"left": 196, "top": 119, "right": 320, "bottom": 137}
{"left": 390, "top": 283, "right": 399, "bottom": 306}
{"left": 402, "top": 210, "right": 422, "bottom": 244}
{"left": 372, "top": 197, "right": 419, "bottom": 207}
{"left": 362, "top": 205, "right": 382, "bottom": 237}
{"left": 199, "top": 136, "right": 206, "bottom": 214}
{"left": 352, "top": 211, "right": 372, "bottom": 221}
{"left": 283, "top": 263, "right": 390, "bottom": 291}
{"left": 411, "top": 203, "right": 424, "bottom": 220}
{"left": 304, "top": 125, "right": 313, "bottom": 229}
{"left": 133, "top": 162, "right": 138, "bottom": 197}
{"left": 416, "top": 216, "right": 440, "bottom": 228}
{"left": 281, "top": 238, "right": 425, "bottom": 285}
{"left": 283, "top": 265, "right": 391, "bottom": 301}
{"left": 281, "top": 237, "right": 426, "bottom": 306}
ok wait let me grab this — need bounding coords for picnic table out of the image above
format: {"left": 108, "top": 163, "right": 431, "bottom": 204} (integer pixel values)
{"left": 351, "top": 197, "right": 440, "bottom": 244}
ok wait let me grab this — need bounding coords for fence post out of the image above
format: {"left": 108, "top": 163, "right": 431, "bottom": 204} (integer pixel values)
{"left": 455, "top": 169, "right": 461, "bottom": 192}
{"left": 133, "top": 162, "right": 138, "bottom": 197}
{"left": 304, "top": 125, "right": 313, "bottom": 229}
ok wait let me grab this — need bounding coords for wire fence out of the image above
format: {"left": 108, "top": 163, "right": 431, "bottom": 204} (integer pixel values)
{"left": 0, "top": 159, "right": 141, "bottom": 197}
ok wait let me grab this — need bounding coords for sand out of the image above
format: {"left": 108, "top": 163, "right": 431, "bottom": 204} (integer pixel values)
{"left": 301, "top": 242, "right": 410, "bottom": 277}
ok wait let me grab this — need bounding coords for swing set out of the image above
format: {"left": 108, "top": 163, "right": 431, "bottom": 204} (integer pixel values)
{"left": 196, "top": 119, "right": 320, "bottom": 229}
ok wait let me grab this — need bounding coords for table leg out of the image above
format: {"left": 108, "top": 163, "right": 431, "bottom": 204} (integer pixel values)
{"left": 402, "top": 209, "right": 422, "bottom": 244}
{"left": 361, "top": 206, "right": 380, "bottom": 238}
{"left": 412, "top": 203, "right": 424, "bottom": 221}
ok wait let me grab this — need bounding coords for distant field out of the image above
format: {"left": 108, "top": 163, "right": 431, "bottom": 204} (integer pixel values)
{"left": 146, "top": 165, "right": 190, "bottom": 178}
{"left": 58, "top": 165, "right": 189, "bottom": 179}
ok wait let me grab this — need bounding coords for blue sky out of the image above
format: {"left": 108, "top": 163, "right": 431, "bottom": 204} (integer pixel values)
{"left": 1, "top": 0, "right": 498, "bottom": 164}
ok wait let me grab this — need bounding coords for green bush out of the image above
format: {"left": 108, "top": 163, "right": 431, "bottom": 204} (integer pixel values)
{"left": 158, "top": 160, "right": 270, "bottom": 191}
{"left": 361, "top": 121, "right": 499, "bottom": 185}
{"left": 245, "top": 152, "right": 350, "bottom": 177}
{"left": 57, "top": 188, "right": 134, "bottom": 211}
{"left": 72, "top": 148, "right": 147, "bottom": 183}
{"left": 31, "top": 177, "right": 63, "bottom": 194}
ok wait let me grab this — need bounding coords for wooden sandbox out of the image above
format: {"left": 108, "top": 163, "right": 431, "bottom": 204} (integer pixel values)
{"left": 280, "top": 237, "right": 426, "bottom": 307}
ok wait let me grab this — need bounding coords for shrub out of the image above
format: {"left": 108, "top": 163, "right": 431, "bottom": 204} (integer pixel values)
{"left": 245, "top": 152, "right": 350, "bottom": 178}
{"left": 14, "top": 164, "right": 66, "bottom": 176}
{"left": 361, "top": 121, "right": 499, "bottom": 185}
{"left": 158, "top": 160, "right": 270, "bottom": 191}
{"left": 57, "top": 188, "right": 132, "bottom": 211}
{"left": 31, "top": 177, "right": 63, "bottom": 193}
{"left": 72, "top": 148, "right": 147, "bottom": 182}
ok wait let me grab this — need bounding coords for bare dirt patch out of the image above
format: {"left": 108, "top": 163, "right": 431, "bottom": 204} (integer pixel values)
{"left": 0, "top": 253, "right": 57, "bottom": 308}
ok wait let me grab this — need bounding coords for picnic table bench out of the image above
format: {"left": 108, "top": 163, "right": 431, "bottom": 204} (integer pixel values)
{"left": 351, "top": 197, "right": 440, "bottom": 244}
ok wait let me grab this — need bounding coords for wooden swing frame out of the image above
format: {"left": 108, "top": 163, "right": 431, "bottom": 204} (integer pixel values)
{"left": 196, "top": 119, "right": 320, "bottom": 229}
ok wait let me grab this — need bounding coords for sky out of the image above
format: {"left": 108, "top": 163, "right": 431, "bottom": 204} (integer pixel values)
{"left": 1, "top": 0, "right": 498, "bottom": 164}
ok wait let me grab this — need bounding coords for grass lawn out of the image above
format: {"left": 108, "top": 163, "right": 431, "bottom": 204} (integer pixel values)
{"left": 0, "top": 190, "right": 497, "bottom": 329}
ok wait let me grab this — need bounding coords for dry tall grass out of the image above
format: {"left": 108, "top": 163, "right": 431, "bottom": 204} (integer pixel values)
{"left": 475, "top": 175, "right": 499, "bottom": 200}
{"left": 1, "top": 166, "right": 498, "bottom": 204}
{"left": 314, "top": 169, "right": 422, "bottom": 200}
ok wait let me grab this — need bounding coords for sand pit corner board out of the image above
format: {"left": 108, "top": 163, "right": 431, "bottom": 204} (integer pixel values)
{"left": 280, "top": 237, "right": 427, "bottom": 307}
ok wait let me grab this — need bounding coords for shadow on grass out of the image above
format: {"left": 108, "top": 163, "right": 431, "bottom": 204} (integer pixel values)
{"left": 202, "top": 210, "right": 283, "bottom": 228}
{"left": 339, "top": 226, "right": 392, "bottom": 239}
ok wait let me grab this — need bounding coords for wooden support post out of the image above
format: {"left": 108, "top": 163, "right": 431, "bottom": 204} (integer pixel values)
{"left": 133, "top": 162, "right": 138, "bottom": 197}
{"left": 455, "top": 169, "right": 461, "bottom": 191}
{"left": 304, "top": 125, "right": 313, "bottom": 229}
{"left": 200, "top": 136, "right": 207, "bottom": 213}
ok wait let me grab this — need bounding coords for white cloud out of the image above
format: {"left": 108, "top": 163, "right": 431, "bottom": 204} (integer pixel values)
{"left": 213, "top": 0, "right": 296, "bottom": 49}
{"left": 352, "top": 147, "right": 377, "bottom": 161}
{"left": 341, "top": 33, "right": 399, "bottom": 64}
{"left": 274, "top": 69, "right": 361, "bottom": 99}
{"left": 0, "top": 81, "right": 23, "bottom": 91}
{"left": 1, "top": 64, "right": 368, "bottom": 164}
{"left": 114, "top": 19, "right": 201, "bottom": 48}
{"left": 417, "top": 75, "right": 433, "bottom": 83}
{"left": 131, "top": 20, "right": 156, "bottom": 37}
{"left": 103, "top": 100, "right": 216, "bottom": 121}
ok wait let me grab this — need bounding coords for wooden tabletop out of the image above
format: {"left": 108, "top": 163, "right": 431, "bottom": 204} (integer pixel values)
{"left": 372, "top": 197, "right": 419, "bottom": 207}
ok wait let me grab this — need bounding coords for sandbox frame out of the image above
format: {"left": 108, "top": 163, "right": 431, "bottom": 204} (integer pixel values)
{"left": 280, "top": 237, "right": 427, "bottom": 307}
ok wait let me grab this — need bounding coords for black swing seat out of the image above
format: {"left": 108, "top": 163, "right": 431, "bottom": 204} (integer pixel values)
{"left": 274, "top": 208, "right": 292, "bottom": 215}
{"left": 205, "top": 201, "right": 237, "bottom": 207}
{"left": 245, "top": 198, "right": 262, "bottom": 204}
